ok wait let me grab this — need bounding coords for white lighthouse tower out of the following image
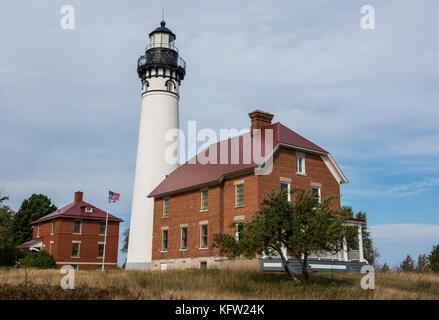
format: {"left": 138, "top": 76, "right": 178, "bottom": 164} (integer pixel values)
{"left": 126, "top": 21, "right": 186, "bottom": 270}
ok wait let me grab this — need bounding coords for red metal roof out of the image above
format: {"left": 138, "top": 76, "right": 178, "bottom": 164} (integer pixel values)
{"left": 31, "top": 200, "right": 123, "bottom": 224}
{"left": 148, "top": 122, "right": 328, "bottom": 198}
{"left": 16, "top": 239, "right": 42, "bottom": 249}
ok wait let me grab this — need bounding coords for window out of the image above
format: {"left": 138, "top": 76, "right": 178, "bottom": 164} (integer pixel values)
{"left": 200, "top": 261, "right": 207, "bottom": 269}
{"left": 51, "top": 220, "right": 55, "bottom": 235}
{"left": 201, "top": 189, "right": 208, "bottom": 211}
{"left": 37, "top": 224, "right": 40, "bottom": 238}
{"left": 161, "top": 229, "right": 168, "bottom": 252}
{"left": 235, "top": 221, "right": 244, "bottom": 241}
{"left": 166, "top": 80, "right": 174, "bottom": 92}
{"left": 97, "top": 264, "right": 102, "bottom": 270}
{"left": 73, "top": 219, "right": 82, "bottom": 234}
{"left": 235, "top": 183, "right": 244, "bottom": 207}
{"left": 97, "top": 243, "right": 105, "bottom": 258}
{"left": 280, "top": 182, "right": 291, "bottom": 202}
{"left": 71, "top": 264, "right": 78, "bottom": 270}
{"left": 49, "top": 241, "right": 53, "bottom": 254}
{"left": 200, "top": 224, "right": 208, "bottom": 249}
{"left": 72, "top": 242, "right": 80, "bottom": 258}
{"left": 163, "top": 198, "right": 169, "bottom": 217}
{"left": 296, "top": 152, "right": 305, "bottom": 174}
{"left": 85, "top": 207, "right": 93, "bottom": 213}
{"left": 99, "top": 221, "right": 106, "bottom": 235}
{"left": 180, "top": 227, "right": 187, "bottom": 250}
{"left": 312, "top": 186, "right": 321, "bottom": 203}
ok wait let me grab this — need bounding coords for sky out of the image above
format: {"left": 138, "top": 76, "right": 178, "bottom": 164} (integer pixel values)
{"left": 0, "top": 0, "right": 438, "bottom": 268}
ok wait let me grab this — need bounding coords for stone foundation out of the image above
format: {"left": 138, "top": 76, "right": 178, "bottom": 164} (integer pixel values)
{"left": 151, "top": 256, "right": 260, "bottom": 271}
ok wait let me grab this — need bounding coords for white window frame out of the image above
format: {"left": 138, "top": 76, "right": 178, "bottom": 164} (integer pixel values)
{"left": 73, "top": 219, "right": 82, "bottom": 234}
{"left": 280, "top": 181, "right": 291, "bottom": 202}
{"left": 180, "top": 226, "right": 188, "bottom": 251}
{"left": 71, "top": 241, "right": 81, "bottom": 258}
{"left": 85, "top": 206, "right": 93, "bottom": 213}
{"left": 234, "top": 182, "right": 244, "bottom": 207}
{"left": 200, "top": 189, "right": 208, "bottom": 211}
{"left": 37, "top": 223, "right": 40, "bottom": 238}
{"left": 163, "top": 197, "right": 169, "bottom": 218}
{"left": 51, "top": 220, "right": 55, "bottom": 235}
{"left": 97, "top": 242, "right": 105, "bottom": 258}
{"left": 199, "top": 223, "right": 208, "bottom": 249}
{"left": 161, "top": 228, "right": 168, "bottom": 252}
{"left": 235, "top": 221, "right": 244, "bottom": 241}
{"left": 49, "top": 241, "right": 53, "bottom": 254}
{"left": 296, "top": 152, "right": 306, "bottom": 175}
{"left": 312, "top": 186, "right": 321, "bottom": 204}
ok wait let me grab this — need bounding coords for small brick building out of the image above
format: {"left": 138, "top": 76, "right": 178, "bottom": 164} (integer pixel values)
{"left": 147, "top": 110, "right": 366, "bottom": 271}
{"left": 19, "top": 191, "right": 123, "bottom": 270}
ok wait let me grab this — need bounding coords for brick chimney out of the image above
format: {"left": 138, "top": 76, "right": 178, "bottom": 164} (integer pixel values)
{"left": 249, "top": 109, "right": 274, "bottom": 132}
{"left": 74, "top": 191, "right": 83, "bottom": 202}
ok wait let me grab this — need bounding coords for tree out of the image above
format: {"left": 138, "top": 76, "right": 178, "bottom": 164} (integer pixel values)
{"left": 0, "top": 194, "right": 22, "bottom": 266}
{"left": 10, "top": 194, "right": 57, "bottom": 245}
{"left": 429, "top": 244, "right": 439, "bottom": 273}
{"left": 416, "top": 254, "right": 430, "bottom": 273}
{"left": 213, "top": 188, "right": 351, "bottom": 282}
{"left": 380, "top": 263, "right": 390, "bottom": 272}
{"left": 121, "top": 228, "right": 129, "bottom": 253}
{"left": 21, "top": 251, "right": 56, "bottom": 269}
{"left": 399, "top": 255, "right": 415, "bottom": 272}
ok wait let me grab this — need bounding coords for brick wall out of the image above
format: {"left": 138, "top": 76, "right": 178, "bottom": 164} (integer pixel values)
{"left": 32, "top": 218, "right": 120, "bottom": 270}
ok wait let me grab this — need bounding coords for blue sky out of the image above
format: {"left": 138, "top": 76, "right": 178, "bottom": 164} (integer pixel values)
{"left": 0, "top": 0, "right": 438, "bottom": 268}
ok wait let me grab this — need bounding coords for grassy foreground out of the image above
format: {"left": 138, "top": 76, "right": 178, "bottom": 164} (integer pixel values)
{"left": 0, "top": 268, "right": 438, "bottom": 300}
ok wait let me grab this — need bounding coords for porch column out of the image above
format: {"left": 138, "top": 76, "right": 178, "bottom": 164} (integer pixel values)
{"left": 343, "top": 237, "right": 348, "bottom": 261}
{"left": 358, "top": 224, "right": 365, "bottom": 262}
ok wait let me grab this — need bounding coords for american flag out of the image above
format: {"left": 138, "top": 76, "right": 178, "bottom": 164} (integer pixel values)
{"left": 108, "top": 191, "right": 120, "bottom": 202}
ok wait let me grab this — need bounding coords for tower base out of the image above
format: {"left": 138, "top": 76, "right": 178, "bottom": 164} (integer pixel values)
{"left": 125, "top": 262, "right": 151, "bottom": 271}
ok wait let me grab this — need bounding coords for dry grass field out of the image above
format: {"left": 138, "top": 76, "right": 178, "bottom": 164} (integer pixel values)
{"left": 0, "top": 267, "right": 438, "bottom": 300}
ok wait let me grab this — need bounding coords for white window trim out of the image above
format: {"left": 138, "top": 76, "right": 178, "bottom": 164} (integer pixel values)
{"left": 312, "top": 186, "right": 322, "bottom": 204}
{"left": 37, "top": 223, "right": 40, "bottom": 238}
{"left": 161, "top": 229, "right": 168, "bottom": 252}
{"left": 73, "top": 219, "right": 82, "bottom": 235}
{"left": 234, "top": 183, "right": 244, "bottom": 208}
{"left": 200, "top": 189, "right": 208, "bottom": 212}
{"left": 97, "top": 242, "right": 105, "bottom": 258}
{"left": 296, "top": 152, "right": 306, "bottom": 175}
{"left": 49, "top": 241, "right": 53, "bottom": 254}
{"left": 163, "top": 197, "right": 169, "bottom": 218}
{"left": 180, "top": 226, "right": 188, "bottom": 251}
{"left": 71, "top": 241, "right": 81, "bottom": 258}
{"left": 235, "top": 220, "right": 244, "bottom": 241}
{"left": 199, "top": 223, "right": 208, "bottom": 249}
{"left": 99, "top": 220, "right": 106, "bottom": 236}
{"left": 51, "top": 220, "right": 55, "bottom": 235}
{"left": 280, "top": 181, "right": 291, "bottom": 202}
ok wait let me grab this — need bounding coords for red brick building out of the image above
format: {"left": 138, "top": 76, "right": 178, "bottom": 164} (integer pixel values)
{"left": 147, "top": 110, "right": 367, "bottom": 272}
{"left": 18, "top": 191, "right": 123, "bottom": 270}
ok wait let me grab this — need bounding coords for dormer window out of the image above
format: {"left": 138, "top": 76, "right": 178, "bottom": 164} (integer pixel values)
{"left": 166, "top": 80, "right": 175, "bottom": 92}
{"left": 85, "top": 207, "right": 93, "bottom": 213}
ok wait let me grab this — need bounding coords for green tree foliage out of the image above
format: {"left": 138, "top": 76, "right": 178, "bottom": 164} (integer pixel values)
{"left": 0, "top": 194, "right": 22, "bottom": 265}
{"left": 429, "top": 245, "right": 439, "bottom": 273}
{"left": 416, "top": 254, "right": 430, "bottom": 272}
{"left": 121, "top": 228, "right": 129, "bottom": 253}
{"left": 380, "top": 263, "right": 390, "bottom": 272}
{"left": 213, "top": 188, "right": 351, "bottom": 282}
{"left": 399, "top": 254, "right": 415, "bottom": 272}
{"left": 10, "top": 194, "right": 57, "bottom": 245}
{"left": 21, "top": 251, "right": 56, "bottom": 269}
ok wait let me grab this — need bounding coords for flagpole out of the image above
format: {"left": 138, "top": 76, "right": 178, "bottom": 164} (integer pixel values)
{"left": 102, "top": 188, "right": 110, "bottom": 272}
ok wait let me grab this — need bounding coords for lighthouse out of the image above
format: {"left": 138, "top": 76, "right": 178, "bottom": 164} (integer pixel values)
{"left": 126, "top": 21, "right": 186, "bottom": 270}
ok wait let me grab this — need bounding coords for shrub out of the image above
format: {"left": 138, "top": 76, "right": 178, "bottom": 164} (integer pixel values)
{"left": 429, "top": 245, "right": 439, "bottom": 273}
{"left": 21, "top": 251, "right": 56, "bottom": 269}
{"left": 380, "top": 263, "right": 390, "bottom": 272}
